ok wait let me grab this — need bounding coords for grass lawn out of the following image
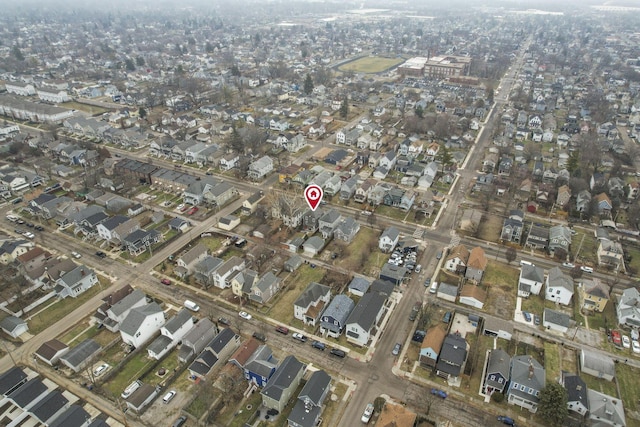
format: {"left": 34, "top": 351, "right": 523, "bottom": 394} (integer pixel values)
{"left": 28, "top": 284, "right": 104, "bottom": 334}
{"left": 226, "top": 391, "right": 262, "bottom": 427}
{"left": 335, "top": 227, "right": 380, "bottom": 275}
{"left": 616, "top": 363, "right": 640, "bottom": 414}
{"left": 141, "top": 348, "right": 181, "bottom": 387}
{"left": 338, "top": 56, "right": 404, "bottom": 74}
{"left": 580, "top": 372, "right": 618, "bottom": 397}
{"left": 375, "top": 205, "right": 409, "bottom": 222}
{"left": 521, "top": 296, "right": 545, "bottom": 318}
{"left": 467, "top": 335, "right": 497, "bottom": 397}
{"left": 185, "top": 392, "right": 214, "bottom": 419}
{"left": 267, "top": 265, "right": 326, "bottom": 324}
{"left": 322, "top": 382, "right": 347, "bottom": 424}
{"left": 483, "top": 261, "right": 520, "bottom": 288}
{"left": 60, "top": 321, "right": 95, "bottom": 344}
{"left": 625, "top": 245, "right": 640, "bottom": 275}
{"left": 104, "top": 352, "right": 155, "bottom": 397}
{"left": 477, "top": 214, "right": 503, "bottom": 242}
{"left": 61, "top": 101, "right": 109, "bottom": 115}
{"left": 587, "top": 300, "right": 616, "bottom": 331}
{"left": 574, "top": 231, "right": 598, "bottom": 265}
{"left": 544, "top": 342, "right": 560, "bottom": 383}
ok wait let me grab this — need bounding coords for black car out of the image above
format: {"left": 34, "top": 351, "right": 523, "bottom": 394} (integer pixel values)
{"left": 172, "top": 416, "right": 188, "bottom": 427}
{"left": 34, "top": 225, "right": 44, "bottom": 231}
{"left": 252, "top": 332, "right": 267, "bottom": 342}
{"left": 330, "top": 348, "right": 346, "bottom": 358}
{"left": 218, "top": 317, "right": 231, "bottom": 326}
{"left": 95, "top": 251, "right": 107, "bottom": 258}
{"left": 25, "top": 223, "right": 34, "bottom": 228}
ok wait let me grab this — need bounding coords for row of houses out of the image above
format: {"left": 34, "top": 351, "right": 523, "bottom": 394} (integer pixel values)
{"left": 293, "top": 278, "right": 394, "bottom": 347}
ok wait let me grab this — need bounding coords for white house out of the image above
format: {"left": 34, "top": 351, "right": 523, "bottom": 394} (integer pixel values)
{"left": 0, "top": 316, "right": 28, "bottom": 338}
{"left": 345, "top": 293, "right": 386, "bottom": 347}
{"left": 545, "top": 267, "right": 574, "bottom": 305}
{"left": 120, "top": 303, "right": 165, "bottom": 348}
{"left": 379, "top": 226, "right": 400, "bottom": 252}
{"left": 293, "top": 282, "right": 331, "bottom": 326}
{"left": 37, "top": 89, "right": 71, "bottom": 103}
{"left": 616, "top": 287, "right": 640, "bottom": 328}
{"left": 247, "top": 156, "right": 274, "bottom": 180}
{"left": 542, "top": 308, "right": 570, "bottom": 334}
{"left": 56, "top": 265, "right": 99, "bottom": 299}
{"left": 518, "top": 264, "right": 544, "bottom": 297}
{"left": 147, "top": 309, "right": 194, "bottom": 360}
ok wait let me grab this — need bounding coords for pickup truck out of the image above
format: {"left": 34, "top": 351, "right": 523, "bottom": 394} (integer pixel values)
{"left": 409, "top": 302, "right": 421, "bottom": 321}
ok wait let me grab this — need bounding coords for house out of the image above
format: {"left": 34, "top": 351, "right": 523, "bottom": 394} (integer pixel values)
{"left": 581, "top": 278, "right": 610, "bottom": 312}
{"left": 261, "top": 355, "right": 306, "bottom": 412}
{"left": 347, "top": 277, "right": 371, "bottom": 297}
{"left": 501, "top": 210, "right": 525, "bottom": 243}
{"left": 55, "top": 265, "right": 99, "bottom": 299}
{"left": 242, "top": 191, "right": 264, "bottom": 215}
{"left": 334, "top": 217, "right": 360, "bottom": 243}
{"left": 193, "top": 255, "right": 224, "bottom": 288}
{"left": 248, "top": 272, "right": 280, "bottom": 304}
{"left": 287, "top": 370, "right": 331, "bottom": 427}
{"left": 542, "top": 308, "right": 571, "bottom": 334}
{"left": 587, "top": 389, "right": 626, "bottom": 427}
{"left": 320, "top": 294, "right": 355, "bottom": 337}
{"left": 507, "top": 356, "right": 545, "bottom": 413}
{"left": 120, "top": 303, "right": 165, "bottom": 348}
{"left": 231, "top": 268, "right": 258, "bottom": 298}
{"left": 379, "top": 263, "right": 407, "bottom": 285}
{"left": 0, "top": 316, "right": 28, "bottom": 338}
{"left": 518, "top": 264, "right": 545, "bottom": 297}
{"left": 435, "top": 333, "right": 468, "bottom": 381}
{"left": 218, "top": 215, "right": 241, "bottom": 231}
{"left": 213, "top": 256, "right": 246, "bottom": 289}
{"left": 525, "top": 224, "right": 549, "bottom": 250}
{"left": 318, "top": 209, "right": 342, "bottom": 239}
{"left": 147, "top": 309, "right": 194, "bottom": 360}
{"left": 459, "top": 285, "right": 487, "bottom": 309}
{"left": 561, "top": 372, "right": 589, "bottom": 416}
{"left": 377, "top": 401, "right": 417, "bottom": 427}
{"left": 176, "top": 243, "right": 209, "bottom": 277}
{"left": 248, "top": 156, "right": 274, "bottom": 181}
{"left": 122, "top": 229, "right": 161, "bottom": 255}
{"left": 445, "top": 245, "right": 469, "bottom": 274}
{"left": 104, "top": 288, "right": 146, "bottom": 330}
{"left": 548, "top": 225, "right": 572, "bottom": 255}
{"left": 545, "top": 267, "right": 574, "bottom": 305}
{"left": 597, "top": 240, "right": 624, "bottom": 272}
{"left": 284, "top": 255, "right": 303, "bottom": 272}
{"left": 419, "top": 325, "right": 447, "bottom": 369}
{"left": 60, "top": 339, "right": 101, "bottom": 373}
{"left": 465, "top": 247, "right": 487, "bottom": 282}
{"left": 378, "top": 226, "right": 400, "bottom": 252}
{"left": 616, "top": 287, "right": 640, "bottom": 328}
{"left": 345, "top": 293, "right": 387, "bottom": 347}
{"left": 228, "top": 339, "right": 271, "bottom": 385}
{"left": 576, "top": 190, "right": 592, "bottom": 212}
{"left": 484, "top": 349, "right": 511, "bottom": 395}
{"left": 188, "top": 328, "right": 241, "bottom": 379}
{"left": 168, "top": 217, "right": 190, "bottom": 232}
{"left": 0, "top": 240, "right": 34, "bottom": 264}
{"left": 34, "top": 340, "right": 69, "bottom": 366}
{"left": 556, "top": 185, "right": 572, "bottom": 207}
{"left": 437, "top": 282, "right": 458, "bottom": 302}
{"left": 595, "top": 192, "right": 613, "bottom": 214}
{"left": 294, "top": 282, "right": 331, "bottom": 326}
{"left": 178, "top": 318, "right": 218, "bottom": 363}
{"left": 580, "top": 349, "right": 615, "bottom": 381}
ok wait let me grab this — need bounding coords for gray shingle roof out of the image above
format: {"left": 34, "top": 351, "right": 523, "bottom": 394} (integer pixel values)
{"left": 31, "top": 390, "right": 69, "bottom": 423}
{"left": 61, "top": 339, "right": 101, "bottom": 369}
{"left": 347, "top": 277, "right": 371, "bottom": 294}
{"left": 509, "top": 356, "right": 545, "bottom": 402}
{"left": 294, "top": 282, "right": 330, "bottom": 309}
{"left": 120, "top": 303, "right": 163, "bottom": 336}
{"left": 521, "top": 264, "right": 544, "bottom": 282}
{"left": 346, "top": 293, "right": 386, "bottom": 330}
{"left": 108, "top": 289, "right": 146, "bottom": 318}
{"left": 49, "top": 405, "right": 92, "bottom": 427}
{"left": 562, "top": 372, "right": 588, "bottom": 409}
{"left": 0, "top": 315, "right": 26, "bottom": 333}
{"left": 547, "top": 267, "right": 573, "bottom": 291}
{"left": 262, "top": 355, "right": 305, "bottom": 401}
{"left": 164, "top": 309, "right": 192, "bottom": 335}
{"left": 543, "top": 308, "right": 571, "bottom": 327}
{"left": 0, "top": 367, "right": 27, "bottom": 396}
{"left": 9, "top": 378, "right": 47, "bottom": 407}
{"left": 147, "top": 335, "right": 173, "bottom": 355}
{"left": 208, "top": 327, "right": 237, "bottom": 355}
{"left": 58, "top": 264, "right": 94, "bottom": 289}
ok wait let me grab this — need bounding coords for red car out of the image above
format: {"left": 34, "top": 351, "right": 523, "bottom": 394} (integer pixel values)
{"left": 187, "top": 206, "right": 198, "bottom": 215}
{"left": 161, "top": 279, "right": 171, "bottom": 285}
{"left": 275, "top": 325, "right": 289, "bottom": 335}
{"left": 612, "top": 330, "right": 622, "bottom": 347}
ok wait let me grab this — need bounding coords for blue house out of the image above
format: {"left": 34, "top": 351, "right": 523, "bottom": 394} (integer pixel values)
{"left": 319, "top": 294, "right": 354, "bottom": 338}
{"left": 244, "top": 345, "right": 278, "bottom": 388}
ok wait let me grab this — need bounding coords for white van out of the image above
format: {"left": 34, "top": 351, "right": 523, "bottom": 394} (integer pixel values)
{"left": 580, "top": 266, "right": 594, "bottom": 273}
{"left": 520, "top": 260, "right": 534, "bottom": 267}
{"left": 184, "top": 300, "right": 200, "bottom": 312}
{"left": 5, "top": 215, "right": 18, "bottom": 222}
{"left": 121, "top": 380, "right": 141, "bottom": 399}
{"left": 429, "top": 281, "right": 439, "bottom": 294}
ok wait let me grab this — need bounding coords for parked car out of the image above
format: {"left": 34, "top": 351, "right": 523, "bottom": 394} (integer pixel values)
{"left": 218, "top": 317, "right": 231, "bottom": 326}
{"left": 292, "top": 333, "right": 307, "bottom": 343}
{"left": 162, "top": 390, "right": 177, "bottom": 404}
{"left": 172, "top": 416, "right": 188, "bottom": 427}
{"left": 409, "top": 302, "right": 421, "bottom": 321}
{"left": 622, "top": 335, "right": 631, "bottom": 349}
{"left": 522, "top": 311, "right": 532, "bottom": 322}
{"left": 252, "top": 332, "right": 267, "bottom": 342}
{"left": 436, "top": 251, "right": 443, "bottom": 260}
{"left": 534, "top": 314, "right": 540, "bottom": 326}
{"left": 95, "top": 251, "right": 107, "bottom": 258}
{"left": 239, "top": 311, "right": 252, "bottom": 320}
{"left": 330, "top": 348, "right": 346, "bottom": 358}
{"left": 633, "top": 340, "right": 640, "bottom": 354}
{"left": 361, "top": 403, "right": 374, "bottom": 423}
{"left": 431, "top": 388, "right": 447, "bottom": 399}
{"left": 497, "top": 416, "right": 516, "bottom": 426}
{"left": 612, "top": 330, "right": 622, "bottom": 347}
{"left": 392, "top": 343, "right": 402, "bottom": 356}
{"left": 311, "top": 340, "right": 325, "bottom": 351}
{"left": 275, "top": 325, "right": 289, "bottom": 335}
{"left": 580, "top": 265, "right": 594, "bottom": 273}
{"left": 160, "top": 278, "right": 171, "bottom": 285}
{"left": 187, "top": 206, "right": 198, "bottom": 215}
{"left": 442, "top": 311, "right": 452, "bottom": 323}
{"left": 562, "top": 262, "right": 575, "bottom": 268}
{"left": 34, "top": 225, "right": 44, "bottom": 231}
{"left": 415, "top": 264, "right": 422, "bottom": 273}
{"left": 93, "top": 363, "right": 109, "bottom": 377}
{"left": 424, "top": 278, "right": 431, "bottom": 287}
{"left": 176, "top": 203, "right": 185, "bottom": 211}
{"left": 71, "top": 251, "right": 82, "bottom": 259}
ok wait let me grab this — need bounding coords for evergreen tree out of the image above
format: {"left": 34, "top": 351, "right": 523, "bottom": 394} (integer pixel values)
{"left": 339, "top": 99, "right": 348, "bottom": 119}
{"left": 12, "top": 46, "right": 24, "bottom": 61}
{"left": 124, "top": 58, "right": 136, "bottom": 71}
{"left": 304, "top": 74, "right": 314, "bottom": 95}
{"left": 136, "top": 56, "right": 145, "bottom": 67}
{"left": 436, "top": 145, "right": 452, "bottom": 170}
{"left": 205, "top": 41, "right": 214, "bottom": 53}
{"left": 538, "top": 382, "right": 568, "bottom": 426}
{"left": 138, "top": 107, "right": 147, "bottom": 120}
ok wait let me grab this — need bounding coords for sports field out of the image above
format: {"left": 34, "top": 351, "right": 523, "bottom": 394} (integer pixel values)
{"left": 338, "top": 56, "right": 404, "bottom": 74}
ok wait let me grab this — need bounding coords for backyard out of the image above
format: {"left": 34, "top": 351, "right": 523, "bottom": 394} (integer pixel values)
{"left": 103, "top": 351, "right": 156, "bottom": 398}
{"left": 338, "top": 56, "right": 405, "bottom": 74}
{"left": 265, "top": 265, "right": 326, "bottom": 324}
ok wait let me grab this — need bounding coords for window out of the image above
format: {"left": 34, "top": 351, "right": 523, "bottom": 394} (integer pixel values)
{"left": 528, "top": 388, "right": 534, "bottom": 394}
{"left": 520, "top": 385, "right": 526, "bottom": 391}
{"left": 512, "top": 382, "right": 519, "bottom": 389}
{"left": 557, "top": 290, "right": 561, "bottom": 295}
{"left": 498, "top": 378, "right": 503, "bottom": 383}
{"left": 535, "top": 391, "right": 540, "bottom": 397}
{"left": 490, "top": 375, "right": 496, "bottom": 381}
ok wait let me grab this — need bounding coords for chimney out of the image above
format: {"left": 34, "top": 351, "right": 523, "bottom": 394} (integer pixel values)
{"left": 81, "top": 269, "right": 85, "bottom": 276}
{"left": 528, "top": 358, "right": 534, "bottom": 379}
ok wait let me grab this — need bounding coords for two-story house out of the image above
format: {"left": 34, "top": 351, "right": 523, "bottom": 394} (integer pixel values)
{"left": 178, "top": 319, "right": 218, "bottom": 363}
{"left": 294, "top": 282, "right": 331, "bottom": 326}
{"left": 288, "top": 370, "right": 331, "bottom": 427}
{"left": 484, "top": 349, "right": 511, "bottom": 395}
{"left": 548, "top": 225, "right": 572, "bottom": 256}
{"left": 318, "top": 209, "right": 342, "bottom": 239}
{"left": 581, "top": 278, "right": 610, "bottom": 313}
{"left": 261, "top": 355, "right": 306, "bottom": 412}
{"left": 55, "top": 265, "right": 99, "bottom": 299}
{"left": 445, "top": 245, "right": 469, "bottom": 275}
{"left": 561, "top": 372, "right": 589, "bottom": 417}
{"left": 518, "top": 264, "right": 545, "bottom": 297}
{"left": 465, "top": 247, "right": 487, "bottom": 282}
{"left": 616, "top": 287, "right": 640, "bottom": 328}
{"left": 213, "top": 256, "right": 245, "bottom": 289}
{"left": 545, "top": 267, "right": 574, "bottom": 305}
{"left": 345, "top": 293, "right": 386, "bottom": 347}
{"left": 248, "top": 272, "right": 280, "bottom": 304}
{"left": 247, "top": 156, "right": 274, "bottom": 181}
{"left": 419, "top": 326, "right": 446, "bottom": 370}
{"left": 378, "top": 226, "right": 399, "bottom": 253}
{"left": 435, "top": 333, "right": 468, "bottom": 381}
{"left": 501, "top": 210, "right": 524, "bottom": 243}
{"left": 507, "top": 356, "right": 545, "bottom": 413}
{"left": 147, "top": 309, "right": 194, "bottom": 360}
{"left": 175, "top": 244, "right": 209, "bottom": 277}
{"left": 320, "top": 294, "right": 355, "bottom": 338}
{"left": 120, "top": 303, "right": 165, "bottom": 348}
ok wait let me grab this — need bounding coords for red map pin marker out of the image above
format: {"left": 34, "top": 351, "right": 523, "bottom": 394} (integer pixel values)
{"left": 304, "top": 184, "right": 323, "bottom": 211}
